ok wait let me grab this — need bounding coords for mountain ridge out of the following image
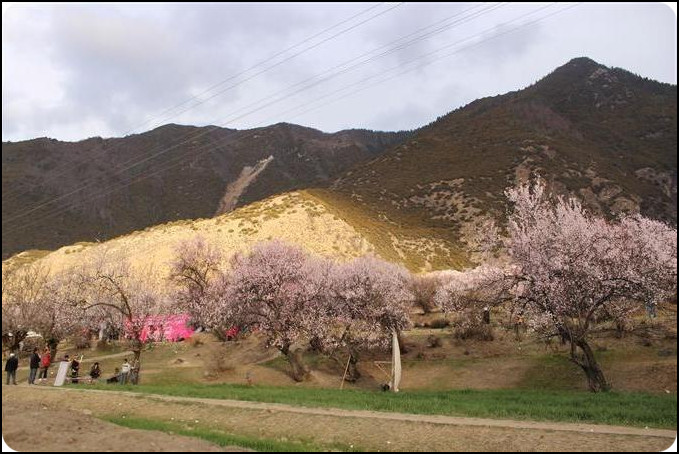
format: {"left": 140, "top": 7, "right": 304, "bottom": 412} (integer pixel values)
{"left": 3, "top": 58, "right": 676, "bottom": 270}
{"left": 2, "top": 122, "right": 409, "bottom": 258}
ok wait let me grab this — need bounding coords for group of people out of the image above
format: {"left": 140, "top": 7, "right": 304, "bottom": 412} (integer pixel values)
{"left": 4, "top": 348, "right": 136, "bottom": 385}
{"left": 62, "top": 354, "right": 101, "bottom": 384}
{"left": 106, "top": 359, "right": 137, "bottom": 384}
{"left": 4, "top": 347, "right": 53, "bottom": 385}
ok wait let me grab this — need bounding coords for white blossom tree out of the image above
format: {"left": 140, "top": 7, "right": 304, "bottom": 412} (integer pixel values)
{"left": 34, "top": 269, "right": 86, "bottom": 359}
{"left": 2, "top": 263, "right": 49, "bottom": 353}
{"left": 78, "top": 250, "right": 168, "bottom": 381}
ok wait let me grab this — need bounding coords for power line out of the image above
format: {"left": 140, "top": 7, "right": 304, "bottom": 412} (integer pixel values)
{"left": 2, "top": 3, "right": 565, "bottom": 236}
{"left": 2, "top": 2, "right": 498, "bottom": 226}
{"left": 2, "top": 3, "right": 396, "bottom": 203}
{"left": 281, "top": 3, "right": 581, "bottom": 124}
{"left": 3, "top": 4, "right": 578, "bottom": 237}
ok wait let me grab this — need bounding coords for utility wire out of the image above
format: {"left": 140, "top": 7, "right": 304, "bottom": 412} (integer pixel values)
{"left": 3, "top": 4, "right": 579, "bottom": 237}
{"left": 2, "top": 3, "right": 395, "bottom": 202}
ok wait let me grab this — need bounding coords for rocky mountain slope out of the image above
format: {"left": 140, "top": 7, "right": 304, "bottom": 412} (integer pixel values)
{"left": 2, "top": 123, "right": 407, "bottom": 257}
{"left": 4, "top": 58, "right": 676, "bottom": 272}
{"left": 328, "top": 57, "right": 677, "bottom": 268}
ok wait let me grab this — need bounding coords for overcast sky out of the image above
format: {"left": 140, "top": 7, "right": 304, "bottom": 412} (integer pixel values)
{"left": 2, "top": 2, "right": 677, "bottom": 142}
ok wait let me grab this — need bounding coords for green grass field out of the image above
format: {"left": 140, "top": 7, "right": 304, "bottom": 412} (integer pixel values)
{"left": 90, "top": 384, "right": 677, "bottom": 429}
{"left": 104, "top": 416, "right": 362, "bottom": 452}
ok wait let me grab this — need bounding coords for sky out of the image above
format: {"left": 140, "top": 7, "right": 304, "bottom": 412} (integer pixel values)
{"left": 2, "top": 2, "right": 677, "bottom": 142}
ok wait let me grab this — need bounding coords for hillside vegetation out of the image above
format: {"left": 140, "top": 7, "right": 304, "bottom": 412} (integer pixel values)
{"left": 2, "top": 123, "right": 407, "bottom": 258}
{"left": 332, "top": 58, "right": 677, "bottom": 264}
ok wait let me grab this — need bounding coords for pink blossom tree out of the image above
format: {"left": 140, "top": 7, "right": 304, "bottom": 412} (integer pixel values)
{"left": 219, "top": 240, "right": 332, "bottom": 381}
{"left": 315, "top": 255, "right": 413, "bottom": 382}
{"left": 505, "top": 178, "right": 677, "bottom": 392}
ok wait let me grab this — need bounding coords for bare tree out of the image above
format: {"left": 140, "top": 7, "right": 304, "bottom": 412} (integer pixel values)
{"left": 434, "top": 265, "right": 511, "bottom": 340}
{"left": 169, "top": 235, "right": 222, "bottom": 335}
{"left": 410, "top": 274, "right": 440, "bottom": 314}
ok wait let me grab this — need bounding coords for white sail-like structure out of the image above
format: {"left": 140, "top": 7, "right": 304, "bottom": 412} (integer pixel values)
{"left": 389, "top": 328, "right": 401, "bottom": 392}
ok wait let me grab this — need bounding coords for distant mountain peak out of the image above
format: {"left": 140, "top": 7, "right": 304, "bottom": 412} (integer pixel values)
{"left": 546, "top": 57, "right": 609, "bottom": 81}
{"left": 564, "top": 56, "right": 603, "bottom": 67}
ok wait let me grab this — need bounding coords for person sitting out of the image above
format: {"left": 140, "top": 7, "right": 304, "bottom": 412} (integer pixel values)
{"left": 89, "top": 362, "right": 101, "bottom": 383}
{"left": 70, "top": 357, "right": 80, "bottom": 384}
{"left": 106, "top": 367, "right": 120, "bottom": 384}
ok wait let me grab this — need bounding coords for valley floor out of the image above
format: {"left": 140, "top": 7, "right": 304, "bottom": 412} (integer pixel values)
{"left": 2, "top": 385, "right": 675, "bottom": 452}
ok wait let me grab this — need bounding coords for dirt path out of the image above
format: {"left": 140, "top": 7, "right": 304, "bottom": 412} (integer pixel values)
{"left": 3, "top": 385, "right": 675, "bottom": 451}
{"left": 2, "top": 395, "right": 244, "bottom": 452}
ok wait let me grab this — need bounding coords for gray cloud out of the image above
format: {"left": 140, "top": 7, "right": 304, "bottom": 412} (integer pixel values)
{"left": 2, "top": 3, "right": 676, "bottom": 142}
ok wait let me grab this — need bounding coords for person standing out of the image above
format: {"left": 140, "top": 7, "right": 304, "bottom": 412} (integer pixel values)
{"left": 28, "top": 348, "right": 41, "bottom": 384}
{"left": 39, "top": 348, "right": 51, "bottom": 383}
{"left": 120, "top": 359, "right": 131, "bottom": 385}
{"left": 482, "top": 306, "right": 491, "bottom": 325}
{"left": 5, "top": 353, "right": 19, "bottom": 385}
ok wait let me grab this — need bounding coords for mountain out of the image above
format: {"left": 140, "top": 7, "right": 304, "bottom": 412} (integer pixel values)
{"left": 1, "top": 123, "right": 408, "bottom": 258}
{"left": 4, "top": 191, "right": 378, "bottom": 275}
{"left": 4, "top": 58, "right": 676, "bottom": 272}
{"left": 325, "top": 57, "right": 677, "bottom": 268}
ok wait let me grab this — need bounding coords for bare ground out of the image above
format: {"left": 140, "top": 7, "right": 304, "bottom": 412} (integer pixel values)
{"left": 1, "top": 390, "right": 242, "bottom": 452}
{"left": 2, "top": 385, "right": 675, "bottom": 452}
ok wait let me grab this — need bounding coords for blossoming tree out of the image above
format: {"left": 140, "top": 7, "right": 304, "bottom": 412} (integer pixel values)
{"left": 505, "top": 179, "right": 677, "bottom": 392}
{"left": 319, "top": 255, "right": 413, "bottom": 385}
{"left": 78, "top": 250, "right": 167, "bottom": 381}
{"left": 219, "top": 240, "right": 332, "bottom": 381}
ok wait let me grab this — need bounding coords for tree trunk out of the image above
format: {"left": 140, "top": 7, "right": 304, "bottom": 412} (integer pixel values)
{"left": 131, "top": 347, "right": 142, "bottom": 385}
{"left": 47, "top": 338, "right": 59, "bottom": 363}
{"left": 396, "top": 330, "right": 408, "bottom": 354}
{"left": 344, "top": 350, "right": 361, "bottom": 382}
{"left": 572, "top": 338, "right": 610, "bottom": 392}
{"left": 281, "top": 345, "right": 309, "bottom": 382}
{"left": 4, "top": 331, "right": 27, "bottom": 353}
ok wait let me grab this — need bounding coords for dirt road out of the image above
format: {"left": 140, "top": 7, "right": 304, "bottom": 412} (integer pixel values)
{"left": 2, "top": 385, "right": 675, "bottom": 451}
{"left": 2, "top": 392, "right": 241, "bottom": 452}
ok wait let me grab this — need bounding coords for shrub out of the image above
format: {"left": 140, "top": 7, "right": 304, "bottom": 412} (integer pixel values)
{"left": 429, "top": 318, "right": 450, "bottom": 329}
{"left": 73, "top": 334, "right": 91, "bottom": 349}
{"left": 206, "top": 347, "right": 235, "bottom": 377}
{"left": 453, "top": 316, "right": 494, "bottom": 341}
{"left": 186, "top": 336, "right": 203, "bottom": 348}
{"left": 427, "top": 335, "right": 442, "bottom": 348}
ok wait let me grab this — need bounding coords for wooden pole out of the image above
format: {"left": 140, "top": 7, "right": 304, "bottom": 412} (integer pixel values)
{"left": 340, "top": 354, "right": 351, "bottom": 390}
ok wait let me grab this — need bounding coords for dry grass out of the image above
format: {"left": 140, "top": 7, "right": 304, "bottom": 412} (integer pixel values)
{"left": 24, "top": 192, "right": 376, "bottom": 276}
